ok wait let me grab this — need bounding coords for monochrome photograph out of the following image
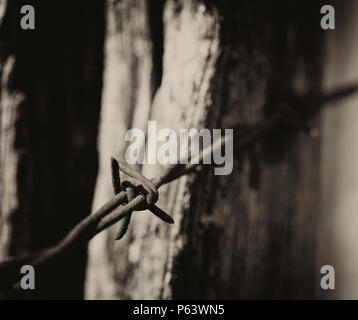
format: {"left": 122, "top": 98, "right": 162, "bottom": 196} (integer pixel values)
{"left": 0, "top": 0, "right": 357, "bottom": 303}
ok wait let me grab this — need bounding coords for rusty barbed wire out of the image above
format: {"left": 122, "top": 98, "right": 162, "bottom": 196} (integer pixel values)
{"left": 0, "top": 83, "right": 357, "bottom": 291}
{"left": 111, "top": 157, "right": 132, "bottom": 240}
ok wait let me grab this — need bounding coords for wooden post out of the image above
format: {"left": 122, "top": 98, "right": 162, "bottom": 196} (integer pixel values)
{"left": 86, "top": 0, "right": 324, "bottom": 299}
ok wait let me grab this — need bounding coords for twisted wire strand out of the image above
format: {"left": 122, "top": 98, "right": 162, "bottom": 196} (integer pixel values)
{"left": 0, "top": 84, "right": 357, "bottom": 290}
{"left": 111, "top": 157, "right": 134, "bottom": 240}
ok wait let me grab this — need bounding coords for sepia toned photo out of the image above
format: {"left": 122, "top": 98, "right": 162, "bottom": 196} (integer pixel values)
{"left": 0, "top": 0, "right": 357, "bottom": 304}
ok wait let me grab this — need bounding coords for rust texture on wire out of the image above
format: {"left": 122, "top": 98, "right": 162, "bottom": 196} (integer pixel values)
{"left": 0, "top": 84, "right": 357, "bottom": 290}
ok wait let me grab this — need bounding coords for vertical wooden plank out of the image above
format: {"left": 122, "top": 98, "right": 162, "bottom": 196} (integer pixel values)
{"left": 0, "top": 0, "right": 105, "bottom": 298}
{"left": 318, "top": 0, "right": 358, "bottom": 299}
{"left": 87, "top": 0, "right": 323, "bottom": 299}
{"left": 86, "top": 0, "right": 156, "bottom": 299}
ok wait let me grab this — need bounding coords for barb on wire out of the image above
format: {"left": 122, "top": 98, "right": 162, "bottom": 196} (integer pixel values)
{"left": 111, "top": 157, "right": 132, "bottom": 240}
{"left": 111, "top": 158, "right": 174, "bottom": 240}
{"left": 0, "top": 82, "right": 357, "bottom": 291}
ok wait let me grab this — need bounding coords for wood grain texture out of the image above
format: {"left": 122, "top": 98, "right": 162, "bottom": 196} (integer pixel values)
{"left": 0, "top": 56, "right": 28, "bottom": 261}
{"left": 0, "top": 0, "right": 105, "bottom": 299}
{"left": 85, "top": 0, "right": 157, "bottom": 299}
{"left": 318, "top": 0, "right": 358, "bottom": 299}
{"left": 86, "top": 0, "right": 324, "bottom": 299}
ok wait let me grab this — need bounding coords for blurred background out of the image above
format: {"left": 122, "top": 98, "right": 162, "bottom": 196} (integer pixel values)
{"left": 0, "top": 0, "right": 357, "bottom": 300}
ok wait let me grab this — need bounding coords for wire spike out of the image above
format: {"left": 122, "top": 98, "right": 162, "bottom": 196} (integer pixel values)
{"left": 111, "top": 157, "right": 134, "bottom": 240}
{"left": 111, "top": 157, "right": 122, "bottom": 194}
{"left": 149, "top": 205, "right": 174, "bottom": 224}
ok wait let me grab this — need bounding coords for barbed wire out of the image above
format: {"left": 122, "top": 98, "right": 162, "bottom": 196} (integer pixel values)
{"left": 0, "top": 83, "right": 357, "bottom": 291}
